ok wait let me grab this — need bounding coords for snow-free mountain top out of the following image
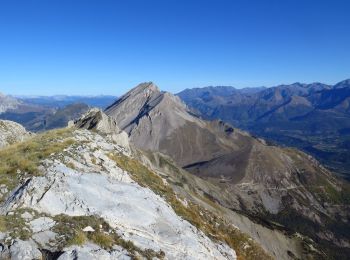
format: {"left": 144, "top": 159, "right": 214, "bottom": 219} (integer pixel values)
{"left": 105, "top": 82, "right": 237, "bottom": 166}
{"left": 105, "top": 82, "right": 197, "bottom": 133}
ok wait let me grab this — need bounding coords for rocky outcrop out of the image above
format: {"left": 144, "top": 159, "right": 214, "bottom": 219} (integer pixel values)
{"left": 74, "top": 108, "right": 120, "bottom": 135}
{"left": 73, "top": 108, "right": 130, "bottom": 152}
{"left": 0, "top": 120, "right": 33, "bottom": 148}
{"left": 0, "top": 240, "right": 42, "bottom": 260}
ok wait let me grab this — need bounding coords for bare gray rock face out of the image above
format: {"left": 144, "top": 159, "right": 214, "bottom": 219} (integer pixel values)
{"left": 9, "top": 239, "right": 42, "bottom": 260}
{"left": 74, "top": 108, "right": 120, "bottom": 135}
{"left": 0, "top": 243, "right": 10, "bottom": 259}
{"left": 105, "top": 82, "right": 236, "bottom": 167}
{"left": 57, "top": 244, "right": 131, "bottom": 260}
{"left": 73, "top": 108, "right": 130, "bottom": 152}
{"left": 0, "top": 120, "right": 33, "bottom": 148}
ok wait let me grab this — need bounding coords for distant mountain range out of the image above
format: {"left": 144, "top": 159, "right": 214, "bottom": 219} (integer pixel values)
{"left": 0, "top": 94, "right": 116, "bottom": 132}
{"left": 178, "top": 79, "right": 350, "bottom": 180}
{"left": 17, "top": 95, "right": 117, "bottom": 108}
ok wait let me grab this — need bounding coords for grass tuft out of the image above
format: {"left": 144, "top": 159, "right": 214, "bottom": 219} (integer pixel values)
{"left": 67, "top": 230, "right": 87, "bottom": 246}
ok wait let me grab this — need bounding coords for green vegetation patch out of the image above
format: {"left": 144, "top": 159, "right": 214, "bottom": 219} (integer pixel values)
{"left": 109, "top": 153, "right": 273, "bottom": 260}
{"left": 53, "top": 214, "right": 164, "bottom": 259}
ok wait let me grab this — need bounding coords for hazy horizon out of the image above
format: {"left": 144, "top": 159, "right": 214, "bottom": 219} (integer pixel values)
{"left": 2, "top": 77, "right": 349, "bottom": 97}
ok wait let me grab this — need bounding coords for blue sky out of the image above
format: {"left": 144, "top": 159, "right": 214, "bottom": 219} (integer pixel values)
{"left": 0, "top": 0, "right": 349, "bottom": 96}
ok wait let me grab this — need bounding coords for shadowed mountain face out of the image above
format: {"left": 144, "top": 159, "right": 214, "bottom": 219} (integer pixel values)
{"left": 106, "top": 82, "right": 350, "bottom": 259}
{"left": 177, "top": 79, "right": 350, "bottom": 180}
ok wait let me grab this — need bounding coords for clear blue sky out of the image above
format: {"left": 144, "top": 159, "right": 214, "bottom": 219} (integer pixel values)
{"left": 0, "top": 0, "right": 349, "bottom": 96}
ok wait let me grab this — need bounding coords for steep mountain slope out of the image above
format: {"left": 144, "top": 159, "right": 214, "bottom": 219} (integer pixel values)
{"left": 0, "top": 117, "right": 280, "bottom": 259}
{"left": 105, "top": 83, "right": 241, "bottom": 167}
{"left": 79, "top": 109, "right": 307, "bottom": 259}
{"left": 106, "top": 82, "right": 350, "bottom": 259}
{"left": 177, "top": 79, "right": 350, "bottom": 179}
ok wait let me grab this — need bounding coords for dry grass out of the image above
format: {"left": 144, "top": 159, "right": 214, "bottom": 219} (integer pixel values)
{"left": 109, "top": 153, "right": 273, "bottom": 260}
{"left": 67, "top": 230, "right": 87, "bottom": 246}
{"left": 0, "top": 128, "right": 74, "bottom": 195}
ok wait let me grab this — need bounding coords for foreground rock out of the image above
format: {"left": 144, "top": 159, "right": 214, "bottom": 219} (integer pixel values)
{"left": 0, "top": 120, "right": 33, "bottom": 148}
{"left": 72, "top": 108, "right": 130, "bottom": 151}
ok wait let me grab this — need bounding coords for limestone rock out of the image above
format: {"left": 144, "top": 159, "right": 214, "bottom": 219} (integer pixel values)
{"left": 1, "top": 129, "right": 236, "bottom": 260}
{"left": 74, "top": 108, "right": 130, "bottom": 152}
{"left": 57, "top": 243, "right": 131, "bottom": 260}
{"left": 0, "top": 120, "right": 33, "bottom": 148}
{"left": 9, "top": 239, "right": 42, "bottom": 260}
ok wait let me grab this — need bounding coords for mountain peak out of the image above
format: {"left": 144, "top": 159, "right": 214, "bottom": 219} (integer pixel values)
{"left": 129, "top": 81, "right": 160, "bottom": 95}
{"left": 105, "top": 82, "right": 189, "bottom": 132}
